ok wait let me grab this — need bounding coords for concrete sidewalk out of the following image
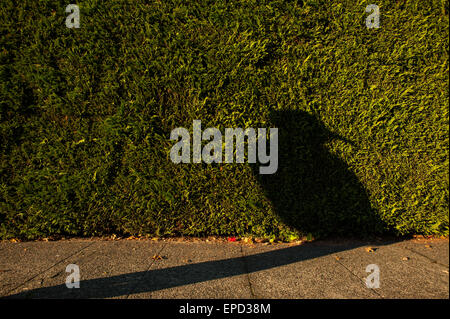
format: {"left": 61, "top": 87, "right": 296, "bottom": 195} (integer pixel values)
{"left": 0, "top": 238, "right": 448, "bottom": 299}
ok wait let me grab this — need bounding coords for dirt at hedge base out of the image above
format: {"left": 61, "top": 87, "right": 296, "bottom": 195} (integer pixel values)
{"left": 4, "top": 234, "right": 448, "bottom": 247}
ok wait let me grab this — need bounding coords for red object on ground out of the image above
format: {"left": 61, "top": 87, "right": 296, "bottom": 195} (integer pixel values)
{"left": 227, "top": 237, "right": 236, "bottom": 242}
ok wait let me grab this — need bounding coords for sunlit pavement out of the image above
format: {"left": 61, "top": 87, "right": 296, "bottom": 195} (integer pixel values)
{"left": 1, "top": 238, "right": 448, "bottom": 299}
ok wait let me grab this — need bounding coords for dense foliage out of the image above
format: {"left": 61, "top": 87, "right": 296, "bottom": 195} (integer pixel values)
{"left": 1, "top": 0, "right": 448, "bottom": 239}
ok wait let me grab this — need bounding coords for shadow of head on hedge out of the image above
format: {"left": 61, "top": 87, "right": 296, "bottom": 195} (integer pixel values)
{"left": 254, "top": 109, "right": 385, "bottom": 238}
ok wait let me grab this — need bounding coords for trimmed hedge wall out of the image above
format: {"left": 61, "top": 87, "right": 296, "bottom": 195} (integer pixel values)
{"left": 0, "top": 0, "right": 448, "bottom": 240}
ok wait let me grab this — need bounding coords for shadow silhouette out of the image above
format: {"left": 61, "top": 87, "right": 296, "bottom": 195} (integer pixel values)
{"left": 4, "top": 110, "right": 390, "bottom": 299}
{"left": 255, "top": 110, "right": 385, "bottom": 238}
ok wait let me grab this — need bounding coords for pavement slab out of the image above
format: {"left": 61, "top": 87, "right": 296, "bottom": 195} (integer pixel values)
{"left": 130, "top": 242, "right": 252, "bottom": 299}
{"left": 333, "top": 241, "right": 449, "bottom": 298}
{"left": 0, "top": 240, "right": 93, "bottom": 297}
{"left": 0, "top": 238, "right": 448, "bottom": 299}
{"left": 241, "top": 240, "right": 379, "bottom": 298}
{"left": 2, "top": 240, "right": 166, "bottom": 298}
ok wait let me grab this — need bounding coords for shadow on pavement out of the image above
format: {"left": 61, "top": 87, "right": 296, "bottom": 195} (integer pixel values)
{"left": 4, "top": 240, "right": 398, "bottom": 299}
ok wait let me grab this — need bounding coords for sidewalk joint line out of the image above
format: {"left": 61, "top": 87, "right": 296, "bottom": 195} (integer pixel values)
{"left": 401, "top": 246, "right": 449, "bottom": 269}
{"left": 5, "top": 241, "right": 95, "bottom": 296}
{"left": 334, "top": 258, "right": 384, "bottom": 299}
{"left": 125, "top": 241, "right": 168, "bottom": 299}
{"left": 240, "top": 244, "right": 257, "bottom": 299}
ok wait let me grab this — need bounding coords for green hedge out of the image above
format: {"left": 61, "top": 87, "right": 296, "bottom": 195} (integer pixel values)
{"left": 0, "top": 0, "right": 448, "bottom": 240}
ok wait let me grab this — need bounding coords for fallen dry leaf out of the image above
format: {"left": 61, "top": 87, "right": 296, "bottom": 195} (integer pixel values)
{"left": 425, "top": 244, "right": 432, "bottom": 248}
{"left": 402, "top": 257, "right": 410, "bottom": 261}
{"left": 152, "top": 255, "right": 167, "bottom": 261}
{"left": 366, "top": 247, "right": 377, "bottom": 253}
{"left": 334, "top": 256, "right": 342, "bottom": 261}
